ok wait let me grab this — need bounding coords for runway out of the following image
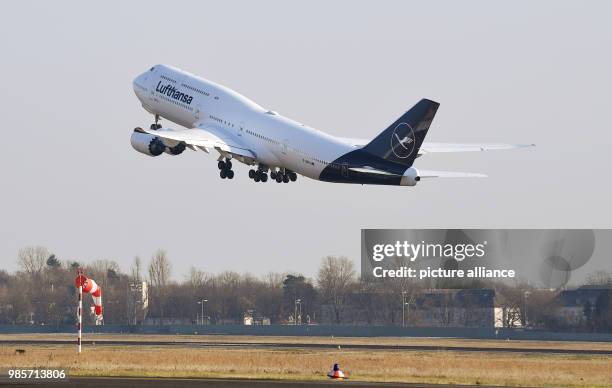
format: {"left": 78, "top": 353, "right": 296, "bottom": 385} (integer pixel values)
{"left": 1, "top": 339, "right": 610, "bottom": 355}
{"left": 0, "top": 376, "right": 524, "bottom": 388}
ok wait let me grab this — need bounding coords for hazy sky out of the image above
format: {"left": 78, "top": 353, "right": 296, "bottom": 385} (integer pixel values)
{"left": 1, "top": 1, "right": 610, "bottom": 281}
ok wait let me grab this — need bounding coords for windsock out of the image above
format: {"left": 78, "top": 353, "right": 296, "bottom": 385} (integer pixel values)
{"left": 327, "top": 363, "right": 346, "bottom": 379}
{"left": 75, "top": 275, "right": 103, "bottom": 318}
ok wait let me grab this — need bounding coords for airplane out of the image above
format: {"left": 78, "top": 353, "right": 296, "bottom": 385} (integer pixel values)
{"left": 131, "top": 64, "right": 533, "bottom": 186}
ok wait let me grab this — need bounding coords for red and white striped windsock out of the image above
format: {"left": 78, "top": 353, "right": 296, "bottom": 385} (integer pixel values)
{"left": 81, "top": 277, "right": 103, "bottom": 318}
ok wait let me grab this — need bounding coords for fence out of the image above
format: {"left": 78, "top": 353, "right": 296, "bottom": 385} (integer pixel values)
{"left": 0, "top": 324, "right": 610, "bottom": 342}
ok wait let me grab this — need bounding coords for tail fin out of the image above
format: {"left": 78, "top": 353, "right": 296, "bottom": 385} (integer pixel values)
{"left": 362, "top": 99, "right": 439, "bottom": 167}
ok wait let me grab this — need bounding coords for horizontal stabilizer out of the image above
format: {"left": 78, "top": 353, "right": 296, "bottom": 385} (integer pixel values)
{"left": 419, "top": 170, "right": 487, "bottom": 178}
{"left": 349, "top": 166, "right": 398, "bottom": 176}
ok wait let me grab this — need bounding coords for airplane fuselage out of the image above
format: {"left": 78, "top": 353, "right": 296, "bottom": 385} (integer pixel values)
{"left": 133, "top": 64, "right": 361, "bottom": 182}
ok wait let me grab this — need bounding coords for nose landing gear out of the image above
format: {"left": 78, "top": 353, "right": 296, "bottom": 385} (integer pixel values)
{"left": 150, "top": 114, "right": 162, "bottom": 130}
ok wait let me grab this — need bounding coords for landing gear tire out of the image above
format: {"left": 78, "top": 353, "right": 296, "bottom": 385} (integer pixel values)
{"left": 261, "top": 173, "right": 268, "bottom": 182}
{"left": 249, "top": 170, "right": 256, "bottom": 179}
{"left": 225, "top": 160, "right": 232, "bottom": 169}
{"left": 283, "top": 175, "right": 289, "bottom": 183}
{"left": 254, "top": 174, "right": 260, "bottom": 182}
{"left": 289, "top": 172, "right": 297, "bottom": 182}
{"left": 270, "top": 171, "right": 277, "bottom": 180}
{"left": 220, "top": 169, "right": 227, "bottom": 179}
{"left": 218, "top": 161, "right": 226, "bottom": 170}
{"left": 275, "top": 174, "right": 283, "bottom": 183}
{"left": 227, "top": 170, "right": 234, "bottom": 179}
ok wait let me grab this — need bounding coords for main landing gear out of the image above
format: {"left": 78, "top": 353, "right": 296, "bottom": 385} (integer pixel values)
{"left": 270, "top": 169, "right": 297, "bottom": 183}
{"left": 248, "top": 166, "right": 268, "bottom": 182}
{"left": 218, "top": 158, "right": 234, "bottom": 179}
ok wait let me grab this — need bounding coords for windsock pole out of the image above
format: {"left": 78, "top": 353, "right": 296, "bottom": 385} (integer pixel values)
{"left": 75, "top": 270, "right": 104, "bottom": 354}
{"left": 76, "top": 268, "right": 84, "bottom": 354}
{"left": 78, "top": 283, "right": 82, "bottom": 354}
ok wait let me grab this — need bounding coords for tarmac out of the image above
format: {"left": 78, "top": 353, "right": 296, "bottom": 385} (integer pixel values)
{"left": 0, "top": 376, "right": 526, "bottom": 388}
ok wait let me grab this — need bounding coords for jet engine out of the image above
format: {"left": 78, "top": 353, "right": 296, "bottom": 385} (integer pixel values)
{"left": 400, "top": 167, "right": 421, "bottom": 186}
{"left": 163, "top": 140, "right": 186, "bottom": 155}
{"left": 130, "top": 131, "right": 165, "bottom": 156}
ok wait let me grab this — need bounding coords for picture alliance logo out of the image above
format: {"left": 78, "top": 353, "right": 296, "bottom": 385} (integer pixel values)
{"left": 372, "top": 241, "right": 488, "bottom": 262}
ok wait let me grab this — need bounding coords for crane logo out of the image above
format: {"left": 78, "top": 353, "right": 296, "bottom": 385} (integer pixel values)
{"left": 390, "top": 122, "right": 416, "bottom": 159}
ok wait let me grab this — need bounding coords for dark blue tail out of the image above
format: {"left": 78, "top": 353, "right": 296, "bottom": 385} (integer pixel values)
{"left": 361, "top": 99, "right": 439, "bottom": 167}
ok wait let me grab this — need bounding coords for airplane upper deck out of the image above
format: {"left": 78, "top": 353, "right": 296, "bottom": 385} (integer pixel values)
{"left": 153, "top": 64, "right": 266, "bottom": 113}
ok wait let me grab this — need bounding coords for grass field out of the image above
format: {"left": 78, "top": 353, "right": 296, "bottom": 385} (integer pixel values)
{"left": 0, "top": 335, "right": 610, "bottom": 387}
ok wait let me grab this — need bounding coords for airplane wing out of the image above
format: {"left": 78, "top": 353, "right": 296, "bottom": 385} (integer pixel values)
{"left": 338, "top": 137, "right": 534, "bottom": 154}
{"left": 419, "top": 142, "right": 535, "bottom": 154}
{"left": 418, "top": 170, "right": 487, "bottom": 178}
{"left": 136, "top": 125, "right": 256, "bottom": 160}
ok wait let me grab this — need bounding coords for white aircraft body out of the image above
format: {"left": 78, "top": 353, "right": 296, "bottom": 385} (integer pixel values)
{"left": 131, "top": 64, "right": 532, "bottom": 185}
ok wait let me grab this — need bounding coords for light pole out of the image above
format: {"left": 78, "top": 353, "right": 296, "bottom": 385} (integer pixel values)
{"left": 402, "top": 291, "right": 406, "bottom": 327}
{"left": 294, "top": 298, "right": 301, "bottom": 325}
{"left": 197, "top": 298, "right": 208, "bottom": 325}
{"left": 402, "top": 291, "right": 413, "bottom": 327}
{"left": 524, "top": 291, "right": 531, "bottom": 328}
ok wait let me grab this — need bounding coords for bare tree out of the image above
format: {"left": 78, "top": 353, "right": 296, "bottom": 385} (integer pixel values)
{"left": 148, "top": 249, "right": 172, "bottom": 318}
{"left": 317, "top": 256, "right": 356, "bottom": 323}
{"left": 496, "top": 283, "right": 531, "bottom": 327}
{"left": 130, "top": 256, "right": 142, "bottom": 283}
{"left": 148, "top": 249, "right": 171, "bottom": 289}
{"left": 17, "top": 246, "right": 49, "bottom": 275}
{"left": 187, "top": 266, "right": 207, "bottom": 288}
{"left": 88, "top": 259, "right": 121, "bottom": 289}
{"left": 263, "top": 272, "right": 285, "bottom": 289}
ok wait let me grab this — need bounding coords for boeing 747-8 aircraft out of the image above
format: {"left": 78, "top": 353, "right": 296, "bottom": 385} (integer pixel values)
{"left": 131, "top": 64, "right": 532, "bottom": 185}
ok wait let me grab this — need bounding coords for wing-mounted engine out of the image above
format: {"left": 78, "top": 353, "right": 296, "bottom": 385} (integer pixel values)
{"left": 164, "top": 140, "right": 187, "bottom": 155}
{"left": 130, "top": 130, "right": 165, "bottom": 156}
{"left": 130, "top": 128, "right": 186, "bottom": 156}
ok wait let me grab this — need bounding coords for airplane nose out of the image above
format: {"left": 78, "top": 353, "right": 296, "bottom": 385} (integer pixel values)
{"left": 133, "top": 72, "right": 149, "bottom": 97}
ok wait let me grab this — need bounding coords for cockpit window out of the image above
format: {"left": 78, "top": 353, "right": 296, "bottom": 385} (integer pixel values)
{"left": 150, "top": 66, "right": 155, "bottom": 72}
{"left": 265, "top": 110, "right": 278, "bottom": 115}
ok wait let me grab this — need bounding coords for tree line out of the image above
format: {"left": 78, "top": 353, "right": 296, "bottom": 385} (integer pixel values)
{"left": 0, "top": 246, "right": 610, "bottom": 331}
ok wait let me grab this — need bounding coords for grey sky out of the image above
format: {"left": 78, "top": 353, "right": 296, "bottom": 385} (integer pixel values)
{"left": 1, "top": 1, "right": 610, "bottom": 281}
